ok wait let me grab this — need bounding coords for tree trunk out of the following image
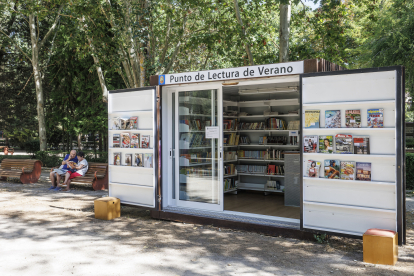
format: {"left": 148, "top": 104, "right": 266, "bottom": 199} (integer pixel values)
{"left": 87, "top": 37, "right": 108, "bottom": 102}
{"left": 279, "top": 1, "right": 291, "bottom": 63}
{"left": 77, "top": 134, "right": 82, "bottom": 150}
{"left": 233, "top": 0, "right": 254, "bottom": 65}
{"left": 29, "top": 15, "right": 47, "bottom": 151}
{"left": 99, "top": 132, "right": 103, "bottom": 152}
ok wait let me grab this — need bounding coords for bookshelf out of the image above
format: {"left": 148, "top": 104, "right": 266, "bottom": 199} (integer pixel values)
{"left": 107, "top": 88, "right": 158, "bottom": 208}
{"left": 222, "top": 86, "right": 300, "bottom": 195}
{"left": 301, "top": 68, "right": 404, "bottom": 240}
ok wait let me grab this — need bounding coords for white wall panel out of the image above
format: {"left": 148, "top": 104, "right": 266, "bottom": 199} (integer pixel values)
{"left": 109, "top": 90, "right": 153, "bottom": 112}
{"left": 109, "top": 166, "right": 154, "bottom": 187}
{"left": 109, "top": 183, "right": 154, "bottom": 207}
{"left": 302, "top": 71, "right": 396, "bottom": 104}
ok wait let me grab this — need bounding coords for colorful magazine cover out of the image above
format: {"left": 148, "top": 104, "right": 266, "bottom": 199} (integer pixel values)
{"left": 144, "top": 153, "right": 153, "bottom": 168}
{"left": 305, "top": 160, "right": 321, "bottom": 178}
{"left": 345, "top": 110, "right": 361, "bottom": 128}
{"left": 324, "top": 160, "right": 340, "bottom": 179}
{"left": 353, "top": 136, "right": 370, "bottom": 154}
{"left": 130, "top": 133, "right": 140, "bottom": 148}
{"left": 121, "top": 133, "right": 130, "bottom": 148}
{"left": 335, "top": 134, "right": 353, "bottom": 154}
{"left": 134, "top": 153, "right": 143, "bottom": 167}
{"left": 304, "top": 110, "right": 320, "bottom": 128}
{"left": 124, "top": 154, "right": 132, "bottom": 166}
{"left": 129, "top": 116, "right": 138, "bottom": 129}
{"left": 112, "top": 134, "right": 120, "bottom": 148}
{"left": 367, "top": 109, "right": 384, "bottom": 128}
{"left": 141, "top": 135, "right": 150, "bottom": 149}
{"left": 113, "top": 152, "right": 121, "bottom": 166}
{"left": 111, "top": 117, "right": 121, "bottom": 130}
{"left": 356, "top": 162, "right": 372, "bottom": 181}
{"left": 319, "top": 135, "right": 333, "bottom": 153}
{"left": 340, "top": 161, "right": 356, "bottom": 180}
{"left": 304, "top": 135, "right": 318, "bottom": 153}
{"left": 325, "top": 110, "right": 341, "bottom": 128}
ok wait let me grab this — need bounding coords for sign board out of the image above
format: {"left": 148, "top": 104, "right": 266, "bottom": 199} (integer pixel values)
{"left": 158, "top": 61, "right": 304, "bottom": 85}
{"left": 205, "top": 126, "right": 219, "bottom": 139}
{"left": 289, "top": 130, "right": 299, "bottom": 136}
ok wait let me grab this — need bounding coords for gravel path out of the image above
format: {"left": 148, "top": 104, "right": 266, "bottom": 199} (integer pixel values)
{"left": 0, "top": 173, "right": 413, "bottom": 275}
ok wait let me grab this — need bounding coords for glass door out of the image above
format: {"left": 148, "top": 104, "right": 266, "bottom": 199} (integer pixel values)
{"left": 174, "top": 86, "right": 223, "bottom": 211}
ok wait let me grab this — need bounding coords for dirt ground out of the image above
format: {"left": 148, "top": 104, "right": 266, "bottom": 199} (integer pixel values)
{"left": 0, "top": 171, "right": 413, "bottom": 276}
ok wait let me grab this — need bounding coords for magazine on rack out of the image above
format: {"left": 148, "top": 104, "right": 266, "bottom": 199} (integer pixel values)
{"left": 134, "top": 153, "right": 143, "bottom": 167}
{"left": 340, "top": 161, "right": 356, "bottom": 180}
{"left": 113, "top": 152, "right": 121, "bottom": 166}
{"left": 113, "top": 134, "right": 120, "bottom": 148}
{"left": 335, "top": 134, "right": 353, "bottom": 154}
{"left": 144, "top": 153, "right": 153, "bottom": 168}
{"left": 345, "top": 110, "right": 361, "bottom": 128}
{"left": 111, "top": 117, "right": 121, "bottom": 130}
{"left": 121, "top": 133, "right": 130, "bottom": 148}
{"left": 356, "top": 162, "right": 371, "bottom": 181}
{"left": 124, "top": 154, "right": 132, "bottom": 166}
{"left": 141, "top": 135, "right": 150, "bottom": 148}
{"left": 304, "top": 110, "right": 320, "bottom": 128}
{"left": 120, "top": 118, "right": 130, "bottom": 130}
{"left": 324, "top": 160, "right": 340, "bottom": 179}
{"left": 129, "top": 116, "right": 138, "bottom": 129}
{"left": 353, "top": 136, "right": 370, "bottom": 154}
{"left": 367, "top": 109, "right": 384, "bottom": 128}
{"left": 305, "top": 160, "right": 321, "bottom": 178}
{"left": 319, "top": 135, "right": 333, "bottom": 153}
{"left": 325, "top": 110, "right": 341, "bottom": 128}
{"left": 304, "top": 135, "right": 318, "bottom": 153}
{"left": 130, "top": 133, "right": 140, "bottom": 148}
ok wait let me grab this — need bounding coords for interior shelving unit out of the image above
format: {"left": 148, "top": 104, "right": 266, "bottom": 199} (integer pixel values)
{"left": 222, "top": 86, "right": 301, "bottom": 194}
{"left": 108, "top": 88, "right": 157, "bottom": 208}
{"left": 301, "top": 68, "right": 403, "bottom": 239}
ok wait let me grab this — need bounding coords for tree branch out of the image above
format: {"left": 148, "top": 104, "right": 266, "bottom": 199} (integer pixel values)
{"left": 0, "top": 29, "right": 32, "bottom": 63}
{"left": 39, "top": 4, "right": 65, "bottom": 50}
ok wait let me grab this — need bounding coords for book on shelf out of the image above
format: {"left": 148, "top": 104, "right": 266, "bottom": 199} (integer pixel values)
{"left": 120, "top": 118, "right": 130, "bottom": 130}
{"left": 113, "top": 152, "right": 121, "bottom": 166}
{"left": 111, "top": 117, "right": 121, "bottom": 130}
{"left": 134, "top": 153, "right": 143, "bottom": 167}
{"left": 144, "top": 153, "right": 153, "bottom": 168}
{"left": 238, "top": 122, "right": 266, "bottom": 130}
{"left": 266, "top": 136, "right": 287, "bottom": 145}
{"left": 267, "top": 118, "right": 286, "bottom": 130}
{"left": 141, "top": 135, "right": 150, "bottom": 148}
{"left": 264, "top": 111, "right": 279, "bottom": 116}
{"left": 224, "top": 151, "right": 237, "bottom": 161}
{"left": 335, "top": 134, "right": 353, "bottom": 154}
{"left": 367, "top": 108, "right": 384, "bottom": 128}
{"left": 345, "top": 110, "right": 361, "bottom": 128}
{"left": 224, "top": 164, "right": 236, "bottom": 175}
{"left": 113, "top": 134, "right": 120, "bottom": 148}
{"left": 238, "top": 150, "right": 266, "bottom": 160}
{"left": 259, "top": 136, "right": 267, "bottom": 145}
{"left": 239, "top": 135, "right": 251, "bottom": 145}
{"left": 267, "top": 164, "right": 284, "bottom": 175}
{"left": 129, "top": 116, "right": 138, "bottom": 129}
{"left": 289, "top": 136, "right": 298, "bottom": 145}
{"left": 124, "top": 153, "right": 132, "bottom": 166}
{"left": 223, "top": 119, "right": 237, "bottom": 130}
{"left": 266, "top": 149, "right": 284, "bottom": 160}
{"left": 266, "top": 180, "right": 281, "bottom": 190}
{"left": 267, "top": 165, "right": 275, "bottom": 175}
{"left": 223, "top": 133, "right": 238, "bottom": 146}
{"left": 121, "top": 133, "right": 130, "bottom": 148}
{"left": 304, "top": 110, "right": 320, "bottom": 128}
{"left": 324, "top": 160, "right": 340, "bottom": 179}
{"left": 287, "top": 120, "right": 299, "bottom": 130}
{"left": 304, "top": 135, "right": 318, "bottom": 153}
{"left": 305, "top": 160, "right": 321, "bottom": 177}
{"left": 180, "top": 167, "right": 213, "bottom": 178}
{"left": 340, "top": 161, "right": 356, "bottom": 180}
{"left": 131, "top": 133, "right": 140, "bottom": 148}
{"left": 180, "top": 133, "right": 209, "bottom": 148}
{"left": 356, "top": 162, "right": 371, "bottom": 181}
{"left": 319, "top": 135, "right": 333, "bottom": 153}
{"left": 353, "top": 136, "right": 370, "bottom": 154}
{"left": 236, "top": 165, "right": 267, "bottom": 174}
{"left": 224, "top": 179, "right": 237, "bottom": 191}
{"left": 325, "top": 110, "right": 341, "bottom": 128}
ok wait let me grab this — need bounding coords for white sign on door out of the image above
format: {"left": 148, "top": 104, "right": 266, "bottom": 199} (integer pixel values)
{"left": 205, "top": 126, "right": 219, "bottom": 139}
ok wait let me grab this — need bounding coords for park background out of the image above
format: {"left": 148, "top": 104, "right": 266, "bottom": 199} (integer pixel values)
{"left": 1, "top": 0, "right": 414, "bottom": 187}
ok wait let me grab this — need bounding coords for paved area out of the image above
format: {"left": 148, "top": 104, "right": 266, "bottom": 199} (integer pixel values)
{"left": 0, "top": 174, "right": 413, "bottom": 275}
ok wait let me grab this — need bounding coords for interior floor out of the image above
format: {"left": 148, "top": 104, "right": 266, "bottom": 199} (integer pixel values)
{"left": 224, "top": 191, "right": 300, "bottom": 219}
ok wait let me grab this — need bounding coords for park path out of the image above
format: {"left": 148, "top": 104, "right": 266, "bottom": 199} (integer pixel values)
{"left": 0, "top": 174, "right": 413, "bottom": 275}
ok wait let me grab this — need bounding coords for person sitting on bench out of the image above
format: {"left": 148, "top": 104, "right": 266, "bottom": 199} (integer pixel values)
{"left": 61, "top": 151, "right": 88, "bottom": 192}
{"left": 49, "top": 150, "right": 78, "bottom": 191}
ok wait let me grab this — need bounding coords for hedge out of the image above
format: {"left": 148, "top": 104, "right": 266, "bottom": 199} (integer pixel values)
{"left": 406, "top": 153, "right": 414, "bottom": 190}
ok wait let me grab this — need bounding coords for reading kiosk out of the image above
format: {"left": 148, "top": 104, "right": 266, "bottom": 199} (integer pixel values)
{"left": 108, "top": 59, "right": 406, "bottom": 245}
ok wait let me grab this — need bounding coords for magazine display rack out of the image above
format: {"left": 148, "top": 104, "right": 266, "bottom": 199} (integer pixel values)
{"left": 301, "top": 67, "right": 405, "bottom": 244}
{"left": 108, "top": 87, "right": 158, "bottom": 208}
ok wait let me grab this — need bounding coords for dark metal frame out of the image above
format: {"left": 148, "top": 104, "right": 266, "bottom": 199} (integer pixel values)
{"left": 299, "top": 66, "right": 406, "bottom": 245}
{"left": 108, "top": 86, "right": 158, "bottom": 210}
